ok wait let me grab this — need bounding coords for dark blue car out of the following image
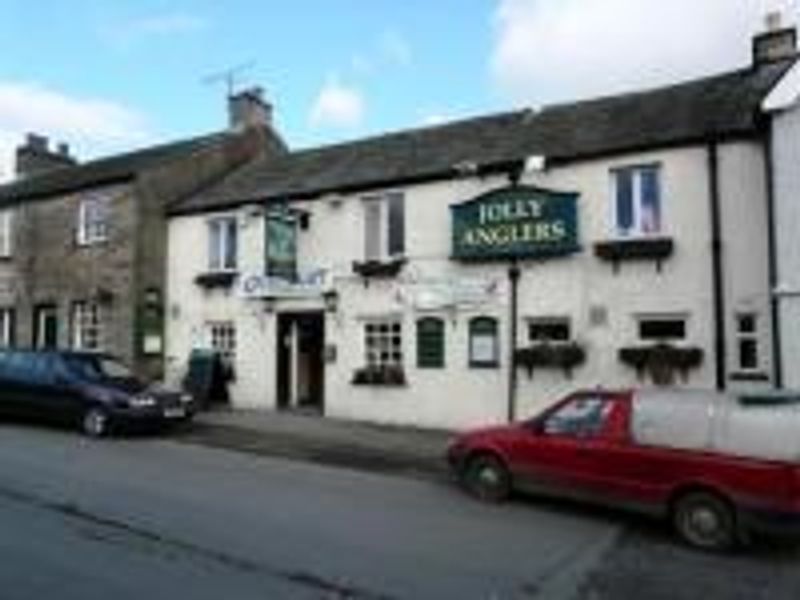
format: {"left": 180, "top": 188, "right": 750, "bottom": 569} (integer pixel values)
{"left": 0, "top": 350, "right": 195, "bottom": 437}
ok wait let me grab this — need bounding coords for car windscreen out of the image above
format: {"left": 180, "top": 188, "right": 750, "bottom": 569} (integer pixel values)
{"left": 64, "top": 356, "right": 135, "bottom": 382}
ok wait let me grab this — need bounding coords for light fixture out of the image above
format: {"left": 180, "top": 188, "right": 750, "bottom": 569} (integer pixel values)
{"left": 323, "top": 289, "right": 340, "bottom": 314}
{"left": 262, "top": 296, "right": 277, "bottom": 314}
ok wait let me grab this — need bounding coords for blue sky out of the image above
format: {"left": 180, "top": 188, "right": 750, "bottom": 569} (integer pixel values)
{"left": 0, "top": 0, "right": 795, "bottom": 178}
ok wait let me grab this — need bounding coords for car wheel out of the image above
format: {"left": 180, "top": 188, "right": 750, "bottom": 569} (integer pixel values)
{"left": 464, "top": 453, "right": 511, "bottom": 503}
{"left": 82, "top": 407, "right": 110, "bottom": 438}
{"left": 673, "top": 491, "right": 736, "bottom": 551}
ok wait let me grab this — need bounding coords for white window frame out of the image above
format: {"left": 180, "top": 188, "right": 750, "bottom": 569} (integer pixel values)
{"left": 206, "top": 321, "right": 236, "bottom": 364}
{"left": 610, "top": 164, "right": 662, "bottom": 238}
{"left": 364, "top": 319, "right": 403, "bottom": 368}
{"left": 735, "top": 312, "right": 761, "bottom": 373}
{"left": 77, "top": 194, "right": 111, "bottom": 246}
{"left": 0, "top": 210, "right": 13, "bottom": 258}
{"left": 363, "top": 192, "right": 405, "bottom": 262}
{"left": 208, "top": 217, "right": 238, "bottom": 272}
{"left": 72, "top": 301, "right": 103, "bottom": 351}
{"left": 0, "top": 308, "right": 13, "bottom": 347}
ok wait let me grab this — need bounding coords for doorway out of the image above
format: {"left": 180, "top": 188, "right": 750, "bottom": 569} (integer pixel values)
{"left": 33, "top": 304, "right": 58, "bottom": 349}
{"left": 277, "top": 312, "right": 325, "bottom": 413}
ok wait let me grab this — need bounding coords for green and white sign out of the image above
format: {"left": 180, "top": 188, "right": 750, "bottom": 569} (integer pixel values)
{"left": 265, "top": 208, "right": 297, "bottom": 280}
{"left": 451, "top": 186, "right": 580, "bottom": 261}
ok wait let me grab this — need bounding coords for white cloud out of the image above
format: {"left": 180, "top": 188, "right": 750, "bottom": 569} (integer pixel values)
{"left": 309, "top": 75, "right": 366, "bottom": 129}
{"left": 380, "top": 31, "right": 413, "bottom": 67}
{"left": 0, "top": 82, "right": 152, "bottom": 181}
{"left": 101, "top": 12, "right": 209, "bottom": 48}
{"left": 490, "top": 0, "right": 799, "bottom": 105}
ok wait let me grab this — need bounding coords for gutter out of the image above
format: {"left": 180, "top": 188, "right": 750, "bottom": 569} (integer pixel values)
{"left": 764, "top": 122, "right": 784, "bottom": 388}
{"left": 707, "top": 141, "right": 727, "bottom": 391}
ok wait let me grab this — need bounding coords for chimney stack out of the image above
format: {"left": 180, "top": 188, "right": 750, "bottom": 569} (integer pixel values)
{"left": 15, "top": 133, "right": 76, "bottom": 177}
{"left": 753, "top": 12, "right": 797, "bottom": 66}
{"left": 228, "top": 86, "right": 273, "bottom": 131}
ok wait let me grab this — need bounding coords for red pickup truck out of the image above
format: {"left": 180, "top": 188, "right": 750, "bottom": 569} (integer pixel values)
{"left": 447, "top": 389, "right": 800, "bottom": 550}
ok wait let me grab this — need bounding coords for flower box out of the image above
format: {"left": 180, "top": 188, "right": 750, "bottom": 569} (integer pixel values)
{"left": 514, "top": 342, "right": 586, "bottom": 378}
{"left": 619, "top": 343, "right": 703, "bottom": 385}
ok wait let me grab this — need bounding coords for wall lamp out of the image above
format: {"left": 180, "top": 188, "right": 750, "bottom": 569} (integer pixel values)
{"left": 323, "top": 289, "right": 340, "bottom": 314}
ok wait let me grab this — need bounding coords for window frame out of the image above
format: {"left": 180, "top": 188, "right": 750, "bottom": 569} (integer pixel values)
{"left": 0, "top": 209, "right": 14, "bottom": 258}
{"left": 610, "top": 164, "right": 662, "bottom": 239}
{"left": 735, "top": 312, "right": 761, "bottom": 373}
{"left": 416, "top": 317, "right": 445, "bottom": 369}
{"left": 72, "top": 301, "right": 103, "bottom": 351}
{"left": 77, "top": 194, "right": 111, "bottom": 246}
{"left": 469, "top": 316, "right": 500, "bottom": 369}
{"left": 0, "top": 307, "right": 14, "bottom": 348}
{"left": 527, "top": 316, "right": 572, "bottom": 344}
{"left": 637, "top": 314, "right": 687, "bottom": 342}
{"left": 207, "top": 216, "right": 238, "bottom": 273}
{"left": 207, "top": 321, "right": 237, "bottom": 365}
{"left": 364, "top": 319, "right": 404, "bottom": 368}
{"left": 362, "top": 192, "right": 405, "bottom": 262}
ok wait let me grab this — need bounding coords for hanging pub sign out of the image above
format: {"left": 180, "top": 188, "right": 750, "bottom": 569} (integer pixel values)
{"left": 265, "top": 207, "right": 297, "bottom": 280}
{"left": 451, "top": 185, "right": 580, "bottom": 261}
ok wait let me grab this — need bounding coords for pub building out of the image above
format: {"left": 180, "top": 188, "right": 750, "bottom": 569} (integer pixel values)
{"left": 164, "top": 24, "right": 797, "bottom": 430}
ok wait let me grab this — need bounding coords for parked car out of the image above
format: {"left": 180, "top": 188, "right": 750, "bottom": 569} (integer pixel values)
{"left": 0, "top": 350, "right": 195, "bottom": 437}
{"left": 447, "top": 389, "right": 800, "bottom": 550}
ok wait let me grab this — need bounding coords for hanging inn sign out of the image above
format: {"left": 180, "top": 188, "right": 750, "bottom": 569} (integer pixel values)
{"left": 451, "top": 185, "right": 580, "bottom": 261}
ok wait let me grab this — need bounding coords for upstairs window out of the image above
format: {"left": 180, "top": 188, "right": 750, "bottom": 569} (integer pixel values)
{"left": 208, "top": 217, "right": 238, "bottom": 272}
{"left": 638, "top": 315, "right": 686, "bottom": 342}
{"left": 0, "top": 210, "right": 13, "bottom": 257}
{"left": 72, "top": 302, "right": 103, "bottom": 351}
{"left": 735, "top": 312, "right": 760, "bottom": 372}
{"left": 364, "top": 193, "right": 405, "bottom": 261}
{"left": 612, "top": 165, "right": 661, "bottom": 238}
{"left": 0, "top": 308, "right": 14, "bottom": 348}
{"left": 528, "top": 317, "right": 571, "bottom": 343}
{"left": 78, "top": 195, "right": 111, "bottom": 245}
{"left": 417, "top": 317, "right": 445, "bottom": 369}
{"left": 469, "top": 316, "right": 499, "bottom": 368}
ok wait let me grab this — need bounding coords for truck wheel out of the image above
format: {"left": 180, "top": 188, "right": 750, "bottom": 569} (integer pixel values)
{"left": 673, "top": 491, "right": 736, "bottom": 551}
{"left": 464, "top": 454, "right": 511, "bottom": 503}
{"left": 82, "top": 408, "right": 110, "bottom": 438}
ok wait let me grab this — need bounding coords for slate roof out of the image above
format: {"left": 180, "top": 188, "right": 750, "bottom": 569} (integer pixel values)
{"left": 0, "top": 130, "right": 235, "bottom": 205}
{"left": 172, "top": 58, "right": 795, "bottom": 215}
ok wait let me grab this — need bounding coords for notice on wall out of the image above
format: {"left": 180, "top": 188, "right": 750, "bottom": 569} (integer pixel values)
{"left": 265, "top": 209, "right": 297, "bottom": 280}
{"left": 470, "top": 333, "right": 497, "bottom": 364}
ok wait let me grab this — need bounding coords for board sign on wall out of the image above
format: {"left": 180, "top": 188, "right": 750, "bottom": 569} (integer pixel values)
{"left": 451, "top": 186, "right": 580, "bottom": 261}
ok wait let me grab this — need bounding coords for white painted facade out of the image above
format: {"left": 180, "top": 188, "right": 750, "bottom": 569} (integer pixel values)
{"left": 166, "top": 136, "right": 776, "bottom": 430}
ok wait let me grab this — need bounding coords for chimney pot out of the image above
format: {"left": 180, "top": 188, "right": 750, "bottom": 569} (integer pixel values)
{"left": 228, "top": 86, "right": 272, "bottom": 130}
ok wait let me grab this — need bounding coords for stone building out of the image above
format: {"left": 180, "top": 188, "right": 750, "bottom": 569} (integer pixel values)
{"left": 0, "top": 89, "right": 285, "bottom": 377}
{"left": 163, "top": 28, "right": 796, "bottom": 429}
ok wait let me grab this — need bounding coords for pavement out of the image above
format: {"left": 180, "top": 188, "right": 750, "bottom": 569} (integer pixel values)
{"left": 174, "top": 407, "right": 454, "bottom": 480}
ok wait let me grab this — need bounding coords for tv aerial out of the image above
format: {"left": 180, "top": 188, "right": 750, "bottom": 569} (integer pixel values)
{"left": 202, "top": 60, "right": 257, "bottom": 97}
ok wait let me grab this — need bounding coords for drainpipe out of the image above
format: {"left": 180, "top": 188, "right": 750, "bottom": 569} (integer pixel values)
{"left": 764, "top": 122, "right": 784, "bottom": 388}
{"left": 507, "top": 261, "right": 520, "bottom": 423}
{"left": 707, "top": 141, "right": 727, "bottom": 391}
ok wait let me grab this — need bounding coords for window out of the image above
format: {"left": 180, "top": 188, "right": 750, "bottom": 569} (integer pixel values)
{"left": 638, "top": 316, "right": 686, "bottom": 341}
{"left": 528, "top": 317, "right": 571, "bottom": 343}
{"left": 72, "top": 302, "right": 103, "bottom": 351}
{"left": 364, "top": 193, "right": 405, "bottom": 261}
{"left": 0, "top": 308, "right": 14, "bottom": 348}
{"left": 469, "top": 317, "right": 499, "bottom": 368}
{"left": 736, "top": 313, "right": 760, "bottom": 372}
{"left": 0, "top": 210, "right": 13, "bottom": 257}
{"left": 207, "top": 321, "right": 236, "bottom": 364}
{"left": 612, "top": 165, "right": 661, "bottom": 237}
{"left": 365, "top": 320, "right": 403, "bottom": 367}
{"left": 543, "top": 396, "right": 614, "bottom": 438}
{"left": 417, "top": 317, "right": 445, "bottom": 368}
{"left": 208, "top": 217, "right": 238, "bottom": 272}
{"left": 77, "top": 195, "right": 111, "bottom": 245}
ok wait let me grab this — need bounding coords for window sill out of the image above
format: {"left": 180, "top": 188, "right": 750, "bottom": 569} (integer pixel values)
{"left": 594, "top": 237, "right": 674, "bottom": 273}
{"left": 77, "top": 239, "right": 109, "bottom": 248}
{"left": 469, "top": 361, "right": 500, "bottom": 370}
{"left": 352, "top": 258, "right": 406, "bottom": 280}
{"left": 730, "top": 371, "right": 770, "bottom": 382}
{"left": 351, "top": 366, "right": 407, "bottom": 387}
{"left": 194, "top": 271, "right": 238, "bottom": 289}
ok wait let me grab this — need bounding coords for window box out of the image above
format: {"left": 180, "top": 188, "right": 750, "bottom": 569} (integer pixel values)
{"left": 619, "top": 343, "right": 703, "bottom": 385}
{"left": 594, "top": 237, "right": 674, "bottom": 272}
{"left": 514, "top": 342, "right": 586, "bottom": 379}
{"left": 351, "top": 365, "right": 407, "bottom": 387}
{"left": 352, "top": 257, "right": 407, "bottom": 279}
{"left": 194, "top": 272, "right": 237, "bottom": 289}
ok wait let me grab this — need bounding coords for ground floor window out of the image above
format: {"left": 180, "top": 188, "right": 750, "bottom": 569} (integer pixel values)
{"left": 528, "top": 317, "right": 571, "bottom": 343}
{"left": 0, "top": 308, "right": 14, "bottom": 347}
{"left": 365, "top": 320, "right": 403, "bottom": 367}
{"left": 735, "top": 312, "right": 760, "bottom": 372}
{"left": 207, "top": 321, "right": 237, "bottom": 365}
{"left": 637, "top": 315, "right": 686, "bottom": 342}
{"left": 469, "top": 316, "right": 499, "bottom": 368}
{"left": 72, "top": 302, "right": 103, "bottom": 351}
{"left": 417, "top": 317, "right": 445, "bottom": 368}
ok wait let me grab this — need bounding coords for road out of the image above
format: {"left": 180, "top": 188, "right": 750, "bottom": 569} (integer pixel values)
{"left": 1, "top": 424, "right": 799, "bottom": 600}
{"left": 0, "top": 424, "right": 618, "bottom": 599}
